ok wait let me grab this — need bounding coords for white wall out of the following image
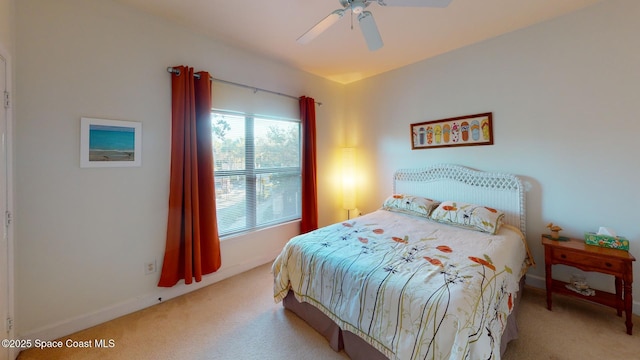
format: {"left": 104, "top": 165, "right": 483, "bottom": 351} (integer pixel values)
{"left": 346, "top": 0, "right": 640, "bottom": 312}
{"left": 15, "top": 0, "right": 345, "bottom": 339}
{"left": 0, "top": 0, "right": 11, "bottom": 50}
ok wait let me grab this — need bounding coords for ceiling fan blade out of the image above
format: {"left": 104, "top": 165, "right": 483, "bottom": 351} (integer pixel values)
{"left": 358, "top": 11, "right": 383, "bottom": 51}
{"left": 297, "top": 9, "right": 345, "bottom": 44}
{"left": 376, "top": 0, "right": 452, "bottom": 7}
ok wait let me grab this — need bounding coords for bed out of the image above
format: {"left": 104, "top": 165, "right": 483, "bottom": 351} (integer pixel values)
{"left": 272, "top": 164, "right": 534, "bottom": 359}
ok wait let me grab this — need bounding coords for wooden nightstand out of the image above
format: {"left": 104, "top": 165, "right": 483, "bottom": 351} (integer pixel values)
{"left": 542, "top": 235, "right": 635, "bottom": 335}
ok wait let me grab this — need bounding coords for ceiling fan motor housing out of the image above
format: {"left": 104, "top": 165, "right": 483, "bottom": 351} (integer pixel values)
{"left": 340, "top": 0, "right": 369, "bottom": 14}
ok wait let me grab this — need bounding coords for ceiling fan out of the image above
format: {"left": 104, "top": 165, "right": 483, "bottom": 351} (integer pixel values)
{"left": 296, "top": 0, "right": 453, "bottom": 51}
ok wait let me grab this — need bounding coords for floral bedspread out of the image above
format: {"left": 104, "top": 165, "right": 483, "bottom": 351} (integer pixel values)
{"left": 273, "top": 210, "right": 528, "bottom": 360}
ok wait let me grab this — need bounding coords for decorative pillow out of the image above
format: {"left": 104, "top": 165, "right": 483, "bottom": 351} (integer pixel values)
{"left": 382, "top": 194, "right": 439, "bottom": 218}
{"left": 430, "top": 201, "right": 505, "bottom": 234}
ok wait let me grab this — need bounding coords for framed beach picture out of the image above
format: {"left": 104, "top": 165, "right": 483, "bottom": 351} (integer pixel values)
{"left": 411, "top": 112, "right": 493, "bottom": 150}
{"left": 80, "top": 117, "right": 142, "bottom": 168}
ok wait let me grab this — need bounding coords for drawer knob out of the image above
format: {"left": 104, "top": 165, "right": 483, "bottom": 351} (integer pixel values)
{"left": 560, "top": 254, "right": 567, "bottom": 259}
{"left": 605, "top": 262, "right": 612, "bottom": 267}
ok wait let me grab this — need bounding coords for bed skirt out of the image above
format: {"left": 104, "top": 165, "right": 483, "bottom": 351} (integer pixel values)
{"left": 282, "top": 276, "right": 525, "bottom": 359}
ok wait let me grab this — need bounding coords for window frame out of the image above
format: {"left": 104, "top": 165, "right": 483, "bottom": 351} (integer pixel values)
{"left": 211, "top": 109, "right": 302, "bottom": 237}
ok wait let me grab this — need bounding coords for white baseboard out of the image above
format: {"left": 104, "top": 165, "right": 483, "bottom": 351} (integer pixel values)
{"left": 525, "top": 273, "right": 640, "bottom": 316}
{"left": 524, "top": 273, "right": 545, "bottom": 290}
{"left": 21, "top": 259, "right": 640, "bottom": 343}
{"left": 20, "top": 252, "right": 279, "bottom": 342}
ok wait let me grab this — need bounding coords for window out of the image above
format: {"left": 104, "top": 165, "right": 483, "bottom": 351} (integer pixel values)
{"left": 211, "top": 110, "right": 301, "bottom": 236}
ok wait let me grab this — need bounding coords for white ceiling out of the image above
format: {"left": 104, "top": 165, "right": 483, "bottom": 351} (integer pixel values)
{"left": 116, "top": 0, "right": 604, "bottom": 84}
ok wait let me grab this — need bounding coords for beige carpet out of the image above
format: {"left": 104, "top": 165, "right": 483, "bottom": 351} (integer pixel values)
{"left": 18, "top": 263, "right": 640, "bottom": 360}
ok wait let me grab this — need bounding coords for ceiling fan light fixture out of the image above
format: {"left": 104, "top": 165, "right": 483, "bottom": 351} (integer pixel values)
{"left": 350, "top": 0, "right": 366, "bottom": 14}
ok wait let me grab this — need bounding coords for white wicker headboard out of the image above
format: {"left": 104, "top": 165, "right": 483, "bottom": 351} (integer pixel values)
{"left": 393, "top": 164, "right": 526, "bottom": 237}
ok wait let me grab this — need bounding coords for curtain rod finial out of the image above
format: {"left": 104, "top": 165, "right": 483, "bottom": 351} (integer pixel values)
{"left": 167, "top": 67, "right": 180, "bottom": 76}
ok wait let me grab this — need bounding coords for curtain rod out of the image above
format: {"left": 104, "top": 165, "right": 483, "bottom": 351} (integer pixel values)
{"left": 167, "top": 67, "right": 322, "bottom": 106}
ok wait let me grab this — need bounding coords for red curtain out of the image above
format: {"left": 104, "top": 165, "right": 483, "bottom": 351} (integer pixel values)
{"left": 299, "top": 96, "right": 318, "bottom": 233}
{"left": 158, "top": 65, "right": 221, "bottom": 287}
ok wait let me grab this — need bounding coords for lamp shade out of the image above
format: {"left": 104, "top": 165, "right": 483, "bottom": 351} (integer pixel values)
{"left": 342, "top": 148, "right": 356, "bottom": 210}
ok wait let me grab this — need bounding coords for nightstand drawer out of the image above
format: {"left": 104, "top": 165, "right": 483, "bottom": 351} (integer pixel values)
{"left": 552, "top": 248, "right": 624, "bottom": 273}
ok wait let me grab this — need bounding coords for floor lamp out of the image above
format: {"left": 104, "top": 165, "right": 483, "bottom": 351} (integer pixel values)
{"left": 342, "top": 148, "right": 356, "bottom": 219}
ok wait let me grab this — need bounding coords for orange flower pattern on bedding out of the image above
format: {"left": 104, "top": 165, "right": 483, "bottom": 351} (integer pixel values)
{"left": 391, "top": 236, "right": 408, "bottom": 244}
{"left": 430, "top": 201, "right": 505, "bottom": 234}
{"left": 469, "top": 256, "right": 497, "bottom": 271}
{"left": 382, "top": 194, "right": 440, "bottom": 218}
{"left": 423, "top": 256, "right": 444, "bottom": 267}
{"left": 273, "top": 210, "right": 527, "bottom": 360}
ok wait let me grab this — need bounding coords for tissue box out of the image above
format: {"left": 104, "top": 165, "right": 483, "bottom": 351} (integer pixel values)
{"left": 584, "top": 232, "right": 629, "bottom": 251}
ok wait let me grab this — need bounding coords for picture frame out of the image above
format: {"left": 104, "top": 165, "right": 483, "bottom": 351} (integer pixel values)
{"left": 80, "top": 117, "right": 142, "bottom": 168}
{"left": 411, "top": 112, "right": 493, "bottom": 150}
